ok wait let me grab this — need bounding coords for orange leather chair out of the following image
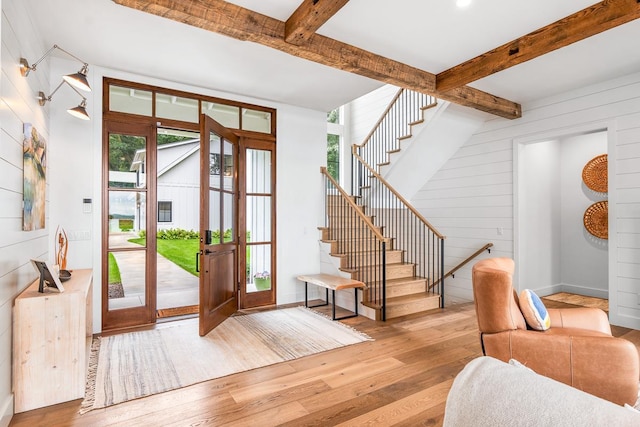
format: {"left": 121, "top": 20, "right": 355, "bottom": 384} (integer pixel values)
{"left": 472, "top": 257, "right": 639, "bottom": 406}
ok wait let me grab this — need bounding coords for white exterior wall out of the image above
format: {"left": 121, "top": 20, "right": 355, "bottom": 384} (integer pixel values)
{"left": 412, "top": 71, "right": 640, "bottom": 329}
{"left": 157, "top": 150, "right": 199, "bottom": 232}
{"left": 0, "top": 0, "right": 51, "bottom": 424}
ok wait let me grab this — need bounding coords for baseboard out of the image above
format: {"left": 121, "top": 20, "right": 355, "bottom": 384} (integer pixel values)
{"left": 444, "top": 287, "right": 473, "bottom": 304}
{"left": 559, "top": 283, "right": 608, "bottom": 299}
{"left": 0, "top": 394, "right": 13, "bottom": 427}
{"left": 530, "top": 284, "right": 563, "bottom": 297}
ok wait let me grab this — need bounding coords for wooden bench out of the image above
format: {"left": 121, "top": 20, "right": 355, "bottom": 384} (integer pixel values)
{"left": 296, "top": 273, "right": 366, "bottom": 320}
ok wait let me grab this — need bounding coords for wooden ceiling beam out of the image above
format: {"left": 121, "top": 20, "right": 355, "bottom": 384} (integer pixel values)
{"left": 436, "top": 0, "right": 640, "bottom": 92}
{"left": 285, "top": 0, "right": 351, "bottom": 45}
{"left": 112, "top": 0, "right": 521, "bottom": 119}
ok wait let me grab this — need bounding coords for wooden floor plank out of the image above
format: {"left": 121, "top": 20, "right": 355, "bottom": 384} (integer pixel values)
{"left": 9, "top": 298, "right": 639, "bottom": 427}
{"left": 334, "top": 379, "right": 453, "bottom": 426}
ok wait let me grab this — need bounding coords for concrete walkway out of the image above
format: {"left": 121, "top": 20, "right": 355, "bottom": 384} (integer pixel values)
{"left": 108, "top": 232, "right": 198, "bottom": 310}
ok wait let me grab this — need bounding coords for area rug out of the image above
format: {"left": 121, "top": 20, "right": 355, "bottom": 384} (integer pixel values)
{"left": 80, "top": 306, "right": 372, "bottom": 413}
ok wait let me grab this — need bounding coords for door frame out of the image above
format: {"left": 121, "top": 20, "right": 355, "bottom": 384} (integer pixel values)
{"left": 102, "top": 120, "right": 157, "bottom": 331}
{"left": 102, "top": 78, "right": 278, "bottom": 330}
{"left": 239, "top": 138, "right": 277, "bottom": 308}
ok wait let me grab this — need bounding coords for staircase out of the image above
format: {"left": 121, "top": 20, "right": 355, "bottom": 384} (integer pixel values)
{"left": 319, "top": 88, "right": 449, "bottom": 320}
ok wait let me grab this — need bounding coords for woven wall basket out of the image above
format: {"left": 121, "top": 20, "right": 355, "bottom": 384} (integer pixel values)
{"left": 584, "top": 201, "right": 608, "bottom": 239}
{"left": 582, "top": 154, "right": 608, "bottom": 193}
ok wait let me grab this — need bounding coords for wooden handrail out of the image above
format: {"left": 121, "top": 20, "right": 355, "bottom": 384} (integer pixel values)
{"left": 320, "top": 167, "right": 389, "bottom": 243}
{"left": 357, "top": 88, "right": 404, "bottom": 148}
{"left": 430, "top": 243, "right": 493, "bottom": 288}
{"left": 351, "top": 149, "right": 446, "bottom": 240}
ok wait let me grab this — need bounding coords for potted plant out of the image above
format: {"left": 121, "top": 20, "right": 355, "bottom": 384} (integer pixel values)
{"left": 254, "top": 271, "right": 271, "bottom": 290}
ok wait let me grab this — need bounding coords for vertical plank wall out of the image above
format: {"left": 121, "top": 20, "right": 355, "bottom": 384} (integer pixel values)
{"left": 0, "top": 0, "right": 49, "bottom": 424}
{"left": 412, "top": 71, "right": 640, "bottom": 329}
{"left": 348, "top": 84, "right": 399, "bottom": 147}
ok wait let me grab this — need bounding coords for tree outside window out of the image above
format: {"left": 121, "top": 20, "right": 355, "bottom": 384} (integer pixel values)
{"left": 327, "top": 108, "right": 342, "bottom": 182}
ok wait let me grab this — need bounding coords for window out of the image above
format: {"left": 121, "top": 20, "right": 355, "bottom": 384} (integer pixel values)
{"left": 158, "top": 201, "right": 172, "bottom": 222}
{"left": 105, "top": 79, "right": 276, "bottom": 138}
{"left": 327, "top": 108, "right": 343, "bottom": 182}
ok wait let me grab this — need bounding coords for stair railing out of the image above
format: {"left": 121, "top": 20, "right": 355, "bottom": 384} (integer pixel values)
{"left": 430, "top": 243, "right": 493, "bottom": 289}
{"left": 353, "top": 88, "right": 436, "bottom": 193}
{"left": 320, "top": 167, "right": 390, "bottom": 319}
{"left": 351, "top": 151, "right": 446, "bottom": 306}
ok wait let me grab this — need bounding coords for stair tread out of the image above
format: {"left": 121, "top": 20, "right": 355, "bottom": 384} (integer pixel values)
{"left": 387, "top": 292, "right": 440, "bottom": 305}
{"left": 331, "top": 249, "right": 404, "bottom": 257}
{"left": 322, "top": 235, "right": 389, "bottom": 241}
{"left": 386, "top": 276, "right": 427, "bottom": 285}
{"left": 353, "top": 262, "right": 414, "bottom": 270}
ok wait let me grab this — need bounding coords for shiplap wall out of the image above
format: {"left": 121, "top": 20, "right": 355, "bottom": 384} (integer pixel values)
{"left": 411, "top": 129, "right": 514, "bottom": 303}
{"left": 348, "top": 84, "right": 398, "bottom": 147}
{"left": 0, "top": 0, "right": 50, "bottom": 424}
{"left": 614, "top": 109, "right": 640, "bottom": 328}
{"left": 412, "top": 71, "right": 640, "bottom": 329}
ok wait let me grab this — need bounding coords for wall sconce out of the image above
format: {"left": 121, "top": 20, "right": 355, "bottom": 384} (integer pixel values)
{"left": 21, "top": 44, "right": 91, "bottom": 120}
{"left": 38, "top": 80, "right": 90, "bottom": 121}
{"left": 20, "top": 44, "right": 91, "bottom": 92}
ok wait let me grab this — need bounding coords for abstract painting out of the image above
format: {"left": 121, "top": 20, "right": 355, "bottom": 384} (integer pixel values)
{"left": 23, "top": 123, "right": 46, "bottom": 230}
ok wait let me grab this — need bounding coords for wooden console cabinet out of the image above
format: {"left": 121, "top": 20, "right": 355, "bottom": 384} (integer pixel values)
{"left": 13, "top": 269, "right": 93, "bottom": 413}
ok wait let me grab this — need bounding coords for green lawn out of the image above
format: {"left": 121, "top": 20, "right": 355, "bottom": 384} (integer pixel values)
{"left": 129, "top": 238, "right": 200, "bottom": 276}
{"left": 108, "top": 252, "right": 122, "bottom": 284}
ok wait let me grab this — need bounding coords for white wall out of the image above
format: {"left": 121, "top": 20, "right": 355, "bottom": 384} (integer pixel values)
{"left": 384, "top": 102, "right": 487, "bottom": 200}
{"left": 559, "top": 132, "right": 608, "bottom": 296}
{"left": 0, "top": 0, "right": 50, "bottom": 424}
{"left": 46, "top": 59, "right": 326, "bottom": 332}
{"left": 518, "top": 140, "right": 562, "bottom": 294}
{"left": 348, "top": 84, "right": 398, "bottom": 146}
{"left": 413, "top": 70, "right": 640, "bottom": 329}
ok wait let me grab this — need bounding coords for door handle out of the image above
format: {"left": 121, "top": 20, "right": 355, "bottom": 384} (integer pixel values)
{"left": 195, "top": 251, "right": 201, "bottom": 272}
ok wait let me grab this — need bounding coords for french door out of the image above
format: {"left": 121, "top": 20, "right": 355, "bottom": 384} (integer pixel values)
{"left": 199, "top": 115, "right": 239, "bottom": 336}
{"left": 102, "top": 118, "right": 275, "bottom": 333}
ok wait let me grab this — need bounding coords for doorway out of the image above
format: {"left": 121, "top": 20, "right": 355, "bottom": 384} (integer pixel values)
{"left": 102, "top": 78, "right": 277, "bottom": 332}
{"left": 516, "top": 130, "right": 609, "bottom": 299}
{"left": 155, "top": 128, "right": 201, "bottom": 318}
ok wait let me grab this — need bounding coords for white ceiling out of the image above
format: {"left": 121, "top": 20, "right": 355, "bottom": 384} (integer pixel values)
{"left": 23, "top": 0, "right": 640, "bottom": 114}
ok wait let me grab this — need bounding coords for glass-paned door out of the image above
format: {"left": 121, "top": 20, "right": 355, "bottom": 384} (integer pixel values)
{"left": 199, "top": 115, "right": 239, "bottom": 336}
{"left": 240, "top": 139, "right": 276, "bottom": 308}
{"left": 103, "top": 122, "right": 156, "bottom": 330}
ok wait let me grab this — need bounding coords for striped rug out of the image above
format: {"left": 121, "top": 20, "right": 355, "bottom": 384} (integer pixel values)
{"left": 80, "top": 306, "right": 372, "bottom": 413}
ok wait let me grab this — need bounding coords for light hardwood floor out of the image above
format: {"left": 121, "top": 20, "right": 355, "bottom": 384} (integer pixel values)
{"left": 10, "top": 298, "right": 640, "bottom": 427}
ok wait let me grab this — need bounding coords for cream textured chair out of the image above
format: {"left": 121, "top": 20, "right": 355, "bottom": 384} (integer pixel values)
{"left": 472, "top": 257, "right": 640, "bottom": 405}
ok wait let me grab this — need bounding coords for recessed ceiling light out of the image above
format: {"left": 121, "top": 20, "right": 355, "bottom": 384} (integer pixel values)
{"left": 457, "top": 0, "right": 472, "bottom": 8}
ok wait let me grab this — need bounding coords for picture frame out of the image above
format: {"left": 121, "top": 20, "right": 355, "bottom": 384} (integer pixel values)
{"left": 30, "top": 259, "right": 64, "bottom": 293}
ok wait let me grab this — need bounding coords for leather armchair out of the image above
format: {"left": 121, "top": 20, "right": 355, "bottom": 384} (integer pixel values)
{"left": 472, "top": 257, "right": 640, "bottom": 406}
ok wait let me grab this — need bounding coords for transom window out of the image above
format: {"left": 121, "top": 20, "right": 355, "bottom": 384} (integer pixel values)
{"left": 107, "top": 79, "right": 274, "bottom": 135}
